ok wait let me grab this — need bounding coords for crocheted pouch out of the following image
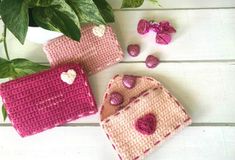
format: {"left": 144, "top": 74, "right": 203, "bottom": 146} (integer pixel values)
{"left": 100, "top": 75, "right": 192, "bottom": 160}
{"left": 0, "top": 64, "right": 97, "bottom": 137}
{"left": 43, "top": 25, "right": 124, "bottom": 75}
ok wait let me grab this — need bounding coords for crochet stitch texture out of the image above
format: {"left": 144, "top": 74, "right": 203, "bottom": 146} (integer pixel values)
{"left": 100, "top": 75, "right": 192, "bottom": 160}
{"left": 0, "top": 64, "right": 97, "bottom": 137}
{"left": 43, "top": 25, "right": 124, "bottom": 75}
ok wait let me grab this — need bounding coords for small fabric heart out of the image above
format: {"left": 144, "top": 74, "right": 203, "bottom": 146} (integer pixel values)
{"left": 92, "top": 25, "right": 106, "bottom": 37}
{"left": 60, "top": 69, "right": 77, "bottom": 85}
{"left": 135, "top": 113, "right": 157, "bottom": 135}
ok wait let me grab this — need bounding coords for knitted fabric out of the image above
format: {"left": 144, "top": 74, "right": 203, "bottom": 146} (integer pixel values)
{"left": 100, "top": 75, "right": 192, "bottom": 160}
{"left": 43, "top": 25, "right": 124, "bottom": 75}
{"left": 0, "top": 64, "right": 97, "bottom": 137}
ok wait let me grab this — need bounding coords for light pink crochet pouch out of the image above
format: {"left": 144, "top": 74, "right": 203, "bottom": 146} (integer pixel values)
{"left": 100, "top": 75, "right": 192, "bottom": 160}
{"left": 0, "top": 64, "right": 97, "bottom": 137}
{"left": 43, "top": 25, "right": 124, "bottom": 75}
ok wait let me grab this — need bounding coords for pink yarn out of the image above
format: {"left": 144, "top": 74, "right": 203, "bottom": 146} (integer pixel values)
{"left": 0, "top": 64, "right": 97, "bottom": 137}
{"left": 43, "top": 24, "right": 124, "bottom": 75}
{"left": 100, "top": 75, "right": 192, "bottom": 160}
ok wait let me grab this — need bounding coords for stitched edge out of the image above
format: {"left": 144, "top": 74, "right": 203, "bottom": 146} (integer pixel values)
{"left": 99, "top": 74, "right": 120, "bottom": 119}
{"left": 2, "top": 64, "right": 97, "bottom": 137}
{"left": 100, "top": 77, "right": 192, "bottom": 160}
{"left": 100, "top": 76, "right": 161, "bottom": 122}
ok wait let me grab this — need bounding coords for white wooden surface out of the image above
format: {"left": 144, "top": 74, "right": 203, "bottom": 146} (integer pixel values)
{"left": 0, "top": 0, "right": 235, "bottom": 160}
{"left": 0, "top": 127, "right": 235, "bottom": 160}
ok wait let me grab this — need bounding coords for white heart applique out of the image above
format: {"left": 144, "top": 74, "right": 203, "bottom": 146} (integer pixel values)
{"left": 92, "top": 25, "right": 106, "bottom": 37}
{"left": 60, "top": 69, "right": 77, "bottom": 85}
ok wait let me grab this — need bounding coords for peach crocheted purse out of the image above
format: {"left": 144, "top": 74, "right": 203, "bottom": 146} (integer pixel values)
{"left": 43, "top": 25, "right": 124, "bottom": 75}
{"left": 100, "top": 75, "right": 192, "bottom": 160}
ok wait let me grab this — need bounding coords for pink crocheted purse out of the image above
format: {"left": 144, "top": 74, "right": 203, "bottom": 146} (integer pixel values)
{"left": 43, "top": 25, "right": 124, "bottom": 75}
{"left": 0, "top": 64, "right": 97, "bottom": 137}
{"left": 100, "top": 75, "right": 192, "bottom": 160}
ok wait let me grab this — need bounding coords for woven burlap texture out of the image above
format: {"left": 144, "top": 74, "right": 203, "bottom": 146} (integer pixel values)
{"left": 43, "top": 25, "right": 124, "bottom": 75}
{"left": 0, "top": 64, "right": 97, "bottom": 137}
{"left": 100, "top": 75, "right": 192, "bottom": 160}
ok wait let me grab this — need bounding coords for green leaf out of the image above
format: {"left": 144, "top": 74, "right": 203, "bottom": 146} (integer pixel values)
{"left": 11, "top": 58, "right": 49, "bottom": 78}
{"left": 0, "top": 0, "right": 29, "bottom": 44}
{"left": 121, "top": 0, "right": 144, "bottom": 8}
{"left": 93, "top": 0, "right": 114, "bottom": 23}
{"left": 32, "top": 1, "right": 81, "bottom": 41}
{"left": 2, "top": 105, "right": 7, "bottom": 121}
{"left": 66, "top": 0, "right": 106, "bottom": 25}
{"left": 0, "top": 58, "right": 49, "bottom": 78}
{"left": 0, "top": 58, "right": 15, "bottom": 78}
{"left": 26, "top": 0, "right": 61, "bottom": 7}
{"left": 148, "top": 0, "right": 161, "bottom": 7}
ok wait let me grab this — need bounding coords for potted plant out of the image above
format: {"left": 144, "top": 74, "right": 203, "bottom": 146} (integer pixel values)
{"left": 0, "top": 0, "right": 158, "bottom": 120}
{"left": 0, "top": 0, "right": 114, "bottom": 44}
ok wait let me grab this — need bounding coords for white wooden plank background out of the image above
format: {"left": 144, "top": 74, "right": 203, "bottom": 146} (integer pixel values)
{"left": 0, "top": 0, "right": 235, "bottom": 160}
{"left": 0, "top": 127, "right": 234, "bottom": 160}
{"left": 107, "top": 0, "right": 235, "bottom": 9}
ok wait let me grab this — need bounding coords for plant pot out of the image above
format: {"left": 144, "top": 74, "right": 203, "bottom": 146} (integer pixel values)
{"left": 26, "top": 8, "right": 62, "bottom": 44}
{"left": 26, "top": 27, "right": 62, "bottom": 44}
